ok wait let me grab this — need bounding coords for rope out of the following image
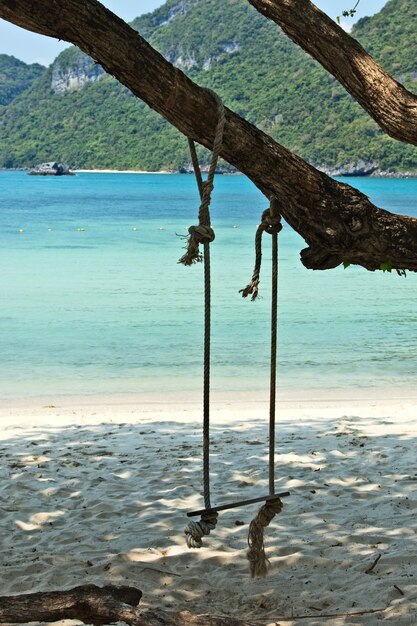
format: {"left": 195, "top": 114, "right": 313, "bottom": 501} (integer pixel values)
{"left": 178, "top": 91, "right": 226, "bottom": 266}
{"left": 185, "top": 511, "right": 218, "bottom": 549}
{"left": 269, "top": 200, "right": 279, "bottom": 496}
{"left": 239, "top": 202, "right": 282, "bottom": 301}
{"left": 183, "top": 90, "right": 225, "bottom": 548}
{"left": 247, "top": 498, "right": 283, "bottom": 577}
{"left": 242, "top": 199, "right": 284, "bottom": 577}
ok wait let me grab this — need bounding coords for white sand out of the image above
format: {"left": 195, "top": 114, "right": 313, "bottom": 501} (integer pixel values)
{"left": 1, "top": 392, "right": 417, "bottom": 625}
{"left": 73, "top": 169, "right": 172, "bottom": 174}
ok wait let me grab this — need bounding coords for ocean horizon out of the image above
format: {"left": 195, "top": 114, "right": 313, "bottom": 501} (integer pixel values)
{"left": 2, "top": 170, "right": 417, "bottom": 404}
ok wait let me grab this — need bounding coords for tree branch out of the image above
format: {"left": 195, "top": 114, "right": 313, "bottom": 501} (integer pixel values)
{"left": 1, "top": 0, "right": 417, "bottom": 271}
{"left": 247, "top": 0, "right": 417, "bottom": 145}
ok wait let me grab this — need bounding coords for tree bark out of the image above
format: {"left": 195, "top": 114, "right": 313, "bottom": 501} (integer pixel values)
{"left": 0, "top": 587, "right": 253, "bottom": 626}
{"left": 1, "top": 0, "right": 417, "bottom": 272}
{"left": 0, "top": 584, "right": 142, "bottom": 625}
{"left": 247, "top": 0, "right": 417, "bottom": 145}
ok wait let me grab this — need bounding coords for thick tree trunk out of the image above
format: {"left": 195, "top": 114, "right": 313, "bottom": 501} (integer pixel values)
{"left": 248, "top": 0, "right": 417, "bottom": 145}
{"left": 1, "top": 0, "right": 417, "bottom": 271}
{"left": 0, "top": 586, "right": 252, "bottom": 626}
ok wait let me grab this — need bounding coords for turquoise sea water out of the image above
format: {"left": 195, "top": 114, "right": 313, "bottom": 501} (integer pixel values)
{"left": 1, "top": 171, "right": 417, "bottom": 402}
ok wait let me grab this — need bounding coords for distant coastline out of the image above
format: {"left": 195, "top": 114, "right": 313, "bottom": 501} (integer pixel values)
{"left": 0, "top": 167, "right": 172, "bottom": 175}
{"left": 1, "top": 167, "right": 417, "bottom": 178}
{"left": 73, "top": 169, "right": 173, "bottom": 174}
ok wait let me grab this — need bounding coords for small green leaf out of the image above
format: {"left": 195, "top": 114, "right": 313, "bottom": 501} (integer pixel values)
{"left": 342, "top": 261, "right": 350, "bottom": 269}
{"left": 380, "top": 261, "right": 393, "bottom": 273}
{"left": 339, "top": 1, "right": 361, "bottom": 21}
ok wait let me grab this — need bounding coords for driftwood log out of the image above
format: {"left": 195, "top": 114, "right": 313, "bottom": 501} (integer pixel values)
{"left": 0, "top": 585, "right": 142, "bottom": 625}
{"left": 0, "top": 585, "right": 253, "bottom": 626}
{"left": 1, "top": 0, "right": 417, "bottom": 272}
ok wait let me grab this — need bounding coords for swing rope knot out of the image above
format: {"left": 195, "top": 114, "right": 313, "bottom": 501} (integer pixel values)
{"left": 189, "top": 224, "right": 215, "bottom": 244}
{"left": 179, "top": 90, "right": 225, "bottom": 267}
{"left": 247, "top": 497, "right": 283, "bottom": 577}
{"left": 184, "top": 511, "right": 218, "bottom": 549}
{"left": 240, "top": 201, "right": 282, "bottom": 301}
{"left": 179, "top": 225, "right": 216, "bottom": 266}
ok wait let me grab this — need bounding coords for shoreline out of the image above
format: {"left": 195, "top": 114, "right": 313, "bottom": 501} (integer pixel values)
{"left": 73, "top": 168, "right": 173, "bottom": 174}
{"left": 2, "top": 167, "right": 417, "bottom": 178}
{"left": 2, "top": 386, "right": 417, "bottom": 426}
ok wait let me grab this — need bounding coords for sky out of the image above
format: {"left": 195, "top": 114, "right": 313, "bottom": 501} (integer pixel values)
{"left": 0, "top": 0, "right": 388, "bottom": 66}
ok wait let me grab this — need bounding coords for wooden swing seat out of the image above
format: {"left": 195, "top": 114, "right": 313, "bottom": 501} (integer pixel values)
{"left": 187, "top": 491, "right": 290, "bottom": 517}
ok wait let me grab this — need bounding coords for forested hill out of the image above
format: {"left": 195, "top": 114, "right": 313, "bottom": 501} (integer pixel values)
{"left": 0, "top": 55, "right": 44, "bottom": 106}
{"left": 0, "top": 0, "right": 416, "bottom": 173}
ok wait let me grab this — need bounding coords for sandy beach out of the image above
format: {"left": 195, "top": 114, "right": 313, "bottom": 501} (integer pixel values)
{"left": 73, "top": 169, "right": 173, "bottom": 174}
{"left": 1, "top": 392, "right": 417, "bottom": 625}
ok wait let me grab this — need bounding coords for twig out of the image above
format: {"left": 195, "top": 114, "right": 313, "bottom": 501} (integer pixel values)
{"left": 394, "top": 584, "right": 405, "bottom": 596}
{"left": 251, "top": 607, "right": 387, "bottom": 622}
{"left": 140, "top": 566, "right": 181, "bottom": 578}
{"left": 365, "top": 553, "right": 382, "bottom": 574}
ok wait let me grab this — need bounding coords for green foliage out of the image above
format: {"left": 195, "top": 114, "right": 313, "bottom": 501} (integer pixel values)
{"left": 0, "top": 54, "right": 44, "bottom": 106}
{"left": 337, "top": 0, "right": 361, "bottom": 23}
{"left": 354, "top": 0, "right": 417, "bottom": 75}
{"left": 379, "top": 262, "right": 407, "bottom": 276}
{"left": 0, "top": 0, "right": 416, "bottom": 171}
{"left": 0, "top": 71, "right": 188, "bottom": 170}
{"left": 380, "top": 261, "right": 393, "bottom": 272}
{"left": 52, "top": 47, "right": 85, "bottom": 72}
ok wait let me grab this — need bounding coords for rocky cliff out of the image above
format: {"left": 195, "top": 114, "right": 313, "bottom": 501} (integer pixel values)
{"left": 51, "top": 50, "right": 105, "bottom": 94}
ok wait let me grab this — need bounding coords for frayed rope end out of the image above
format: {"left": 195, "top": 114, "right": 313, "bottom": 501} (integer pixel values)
{"left": 247, "top": 498, "right": 283, "bottom": 577}
{"left": 239, "top": 276, "right": 260, "bottom": 301}
{"left": 178, "top": 225, "right": 215, "bottom": 266}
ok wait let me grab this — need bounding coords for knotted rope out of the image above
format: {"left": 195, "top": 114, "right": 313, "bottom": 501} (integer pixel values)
{"left": 178, "top": 92, "right": 226, "bottom": 266}
{"left": 242, "top": 198, "right": 284, "bottom": 577}
{"left": 182, "top": 90, "right": 225, "bottom": 548}
{"left": 185, "top": 511, "right": 218, "bottom": 549}
{"left": 239, "top": 203, "right": 282, "bottom": 301}
{"left": 247, "top": 497, "right": 283, "bottom": 577}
